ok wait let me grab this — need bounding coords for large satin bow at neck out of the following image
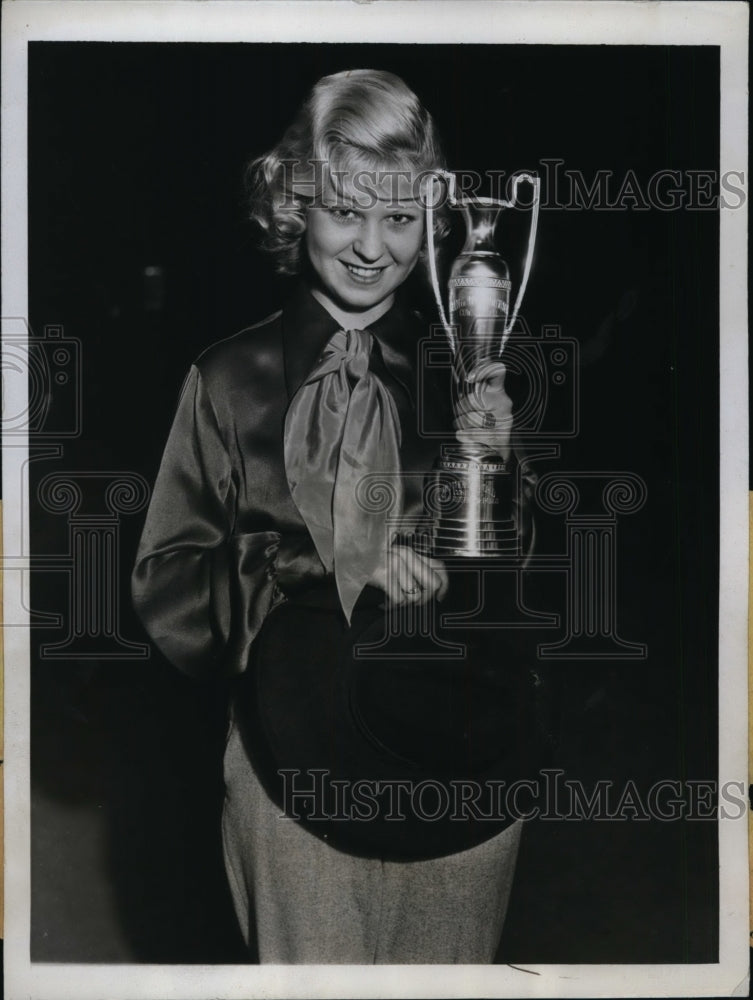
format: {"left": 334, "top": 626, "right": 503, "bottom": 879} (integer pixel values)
{"left": 284, "top": 328, "right": 404, "bottom": 623}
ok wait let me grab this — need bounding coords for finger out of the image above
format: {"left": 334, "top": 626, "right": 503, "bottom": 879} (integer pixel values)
{"left": 454, "top": 394, "right": 492, "bottom": 426}
{"left": 453, "top": 408, "right": 488, "bottom": 429}
{"left": 465, "top": 361, "right": 507, "bottom": 385}
{"left": 455, "top": 389, "right": 513, "bottom": 424}
{"left": 380, "top": 549, "right": 408, "bottom": 605}
{"left": 395, "top": 548, "right": 439, "bottom": 606}
{"left": 417, "top": 553, "right": 449, "bottom": 601}
{"left": 472, "top": 388, "right": 513, "bottom": 416}
{"left": 408, "top": 551, "right": 449, "bottom": 603}
{"left": 405, "top": 552, "right": 439, "bottom": 602}
{"left": 455, "top": 390, "right": 514, "bottom": 427}
{"left": 393, "top": 549, "right": 424, "bottom": 604}
{"left": 454, "top": 392, "right": 481, "bottom": 417}
{"left": 408, "top": 554, "right": 437, "bottom": 605}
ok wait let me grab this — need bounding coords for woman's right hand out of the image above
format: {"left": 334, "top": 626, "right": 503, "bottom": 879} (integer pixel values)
{"left": 370, "top": 544, "right": 449, "bottom": 606}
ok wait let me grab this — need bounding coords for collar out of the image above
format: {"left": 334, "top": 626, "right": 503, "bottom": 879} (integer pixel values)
{"left": 282, "top": 282, "right": 421, "bottom": 401}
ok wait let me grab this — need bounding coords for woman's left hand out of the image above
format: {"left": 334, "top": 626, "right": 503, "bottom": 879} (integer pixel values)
{"left": 370, "top": 544, "right": 449, "bottom": 606}
{"left": 453, "top": 360, "right": 513, "bottom": 459}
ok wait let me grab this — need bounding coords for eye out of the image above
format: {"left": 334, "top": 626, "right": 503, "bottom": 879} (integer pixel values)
{"left": 328, "top": 207, "right": 360, "bottom": 223}
{"left": 388, "top": 213, "right": 418, "bottom": 227}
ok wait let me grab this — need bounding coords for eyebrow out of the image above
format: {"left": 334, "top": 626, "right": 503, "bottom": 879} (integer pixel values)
{"left": 321, "top": 198, "right": 421, "bottom": 208}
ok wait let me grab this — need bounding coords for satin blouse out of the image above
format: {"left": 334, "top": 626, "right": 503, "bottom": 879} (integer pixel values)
{"left": 132, "top": 282, "right": 450, "bottom": 679}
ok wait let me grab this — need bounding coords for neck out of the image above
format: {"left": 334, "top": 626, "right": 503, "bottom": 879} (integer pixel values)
{"left": 310, "top": 287, "right": 395, "bottom": 331}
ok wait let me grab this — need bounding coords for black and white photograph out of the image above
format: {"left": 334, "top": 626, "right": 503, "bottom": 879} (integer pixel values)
{"left": 2, "top": 2, "right": 748, "bottom": 997}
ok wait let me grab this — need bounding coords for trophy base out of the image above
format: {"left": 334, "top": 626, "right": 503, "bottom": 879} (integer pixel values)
{"left": 427, "top": 445, "right": 518, "bottom": 559}
{"left": 431, "top": 518, "right": 518, "bottom": 558}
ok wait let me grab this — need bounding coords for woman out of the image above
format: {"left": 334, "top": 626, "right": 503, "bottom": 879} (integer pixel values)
{"left": 132, "top": 69, "right": 536, "bottom": 964}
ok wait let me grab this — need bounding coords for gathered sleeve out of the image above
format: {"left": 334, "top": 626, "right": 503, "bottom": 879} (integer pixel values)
{"left": 132, "top": 365, "right": 281, "bottom": 678}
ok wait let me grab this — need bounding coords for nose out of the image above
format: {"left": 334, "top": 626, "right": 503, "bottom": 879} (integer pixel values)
{"left": 352, "top": 220, "right": 386, "bottom": 263}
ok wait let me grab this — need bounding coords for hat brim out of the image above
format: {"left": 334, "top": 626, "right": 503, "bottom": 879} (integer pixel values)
{"left": 236, "top": 594, "right": 552, "bottom": 860}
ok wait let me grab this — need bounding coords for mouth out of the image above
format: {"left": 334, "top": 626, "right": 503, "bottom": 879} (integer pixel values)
{"left": 340, "top": 261, "right": 388, "bottom": 284}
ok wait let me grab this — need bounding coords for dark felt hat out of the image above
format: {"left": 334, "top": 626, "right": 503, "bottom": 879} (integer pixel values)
{"left": 235, "top": 579, "right": 555, "bottom": 861}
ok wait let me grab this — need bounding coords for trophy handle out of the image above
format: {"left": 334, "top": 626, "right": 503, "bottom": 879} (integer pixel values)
{"left": 424, "top": 170, "right": 458, "bottom": 358}
{"left": 502, "top": 173, "right": 541, "bottom": 350}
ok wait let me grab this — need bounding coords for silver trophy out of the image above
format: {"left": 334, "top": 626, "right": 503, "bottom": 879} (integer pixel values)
{"left": 425, "top": 172, "right": 540, "bottom": 557}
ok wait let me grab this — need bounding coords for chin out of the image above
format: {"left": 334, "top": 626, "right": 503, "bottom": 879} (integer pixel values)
{"left": 334, "top": 285, "right": 391, "bottom": 312}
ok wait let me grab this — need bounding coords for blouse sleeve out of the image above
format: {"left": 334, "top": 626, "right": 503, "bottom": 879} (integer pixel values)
{"left": 131, "top": 365, "right": 281, "bottom": 678}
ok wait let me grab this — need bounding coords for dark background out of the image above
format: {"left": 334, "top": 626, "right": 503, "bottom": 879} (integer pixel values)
{"left": 28, "top": 43, "right": 720, "bottom": 963}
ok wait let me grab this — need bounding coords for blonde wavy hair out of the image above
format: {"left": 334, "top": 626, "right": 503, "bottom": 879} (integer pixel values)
{"left": 246, "top": 69, "right": 450, "bottom": 275}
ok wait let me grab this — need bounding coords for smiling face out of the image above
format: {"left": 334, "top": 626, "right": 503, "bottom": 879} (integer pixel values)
{"left": 304, "top": 175, "right": 425, "bottom": 325}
